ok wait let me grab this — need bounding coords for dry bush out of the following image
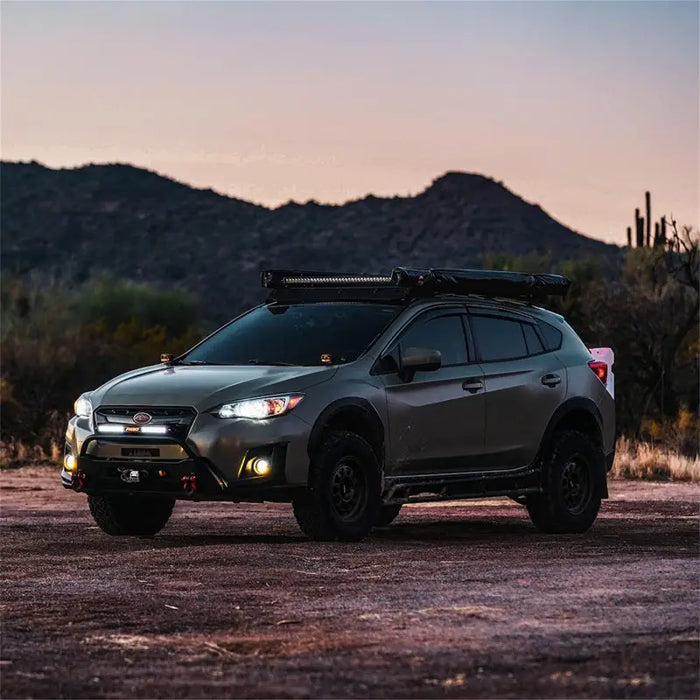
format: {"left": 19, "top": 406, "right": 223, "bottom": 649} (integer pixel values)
{"left": 0, "top": 440, "right": 57, "bottom": 469}
{"left": 640, "top": 406, "right": 699, "bottom": 457}
{"left": 612, "top": 436, "right": 700, "bottom": 482}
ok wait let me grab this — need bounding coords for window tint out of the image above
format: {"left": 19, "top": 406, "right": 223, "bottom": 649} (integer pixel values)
{"left": 184, "top": 303, "right": 402, "bottom": 366}
{"left": 396, "top": 315, "right": 468, "bottom": 366}
{"left": 538, "top": 321, "right": 563, "bottom": 351}
{"left": 471, "top": 315, "right": 527, "bottom": 362}
{"left": 522, "top": 323, "right": 545, "bottom": 355}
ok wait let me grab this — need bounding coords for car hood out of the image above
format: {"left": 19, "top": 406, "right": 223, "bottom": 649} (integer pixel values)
{"left": 92, "top": 364, "right": 337, "bottom": 411}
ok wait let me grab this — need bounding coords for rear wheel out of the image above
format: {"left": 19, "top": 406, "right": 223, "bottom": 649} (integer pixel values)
{"left": 293, "top": 431, "right": 380, "bottom": 541}
{"left": 526, "top": 430, "right": 604, "bottom": 534}
{"left": 88, "top": 494, "right": 175, "bottom": 536}
{"left": 374, "top": 504, "right": 402, "bottom": 527}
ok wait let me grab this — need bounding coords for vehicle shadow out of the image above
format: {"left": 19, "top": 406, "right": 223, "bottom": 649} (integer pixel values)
{"left": 131, "top": 513, "right": 698, "bottom": 553}
{"left": 30, "top": 510, "right": 697, "bottom": 555}
{"left": 141, "top": 516, "right": 537, "bottom": 550}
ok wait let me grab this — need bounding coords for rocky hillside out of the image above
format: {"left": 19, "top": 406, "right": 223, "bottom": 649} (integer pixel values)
{"left": 1, "top": 161, "right": 617, "bottom": 322}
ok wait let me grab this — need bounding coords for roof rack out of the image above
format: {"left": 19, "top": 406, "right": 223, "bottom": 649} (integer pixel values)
{"left": 261, "top": 268, "right": 570, "bottom": 303}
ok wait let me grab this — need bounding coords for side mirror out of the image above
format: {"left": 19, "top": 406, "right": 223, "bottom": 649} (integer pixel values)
{"left": 160, "top": 353, "right": 175, "bottom": 364}
{"left": 399, "top": 346, "right": 441, "bottom": 381}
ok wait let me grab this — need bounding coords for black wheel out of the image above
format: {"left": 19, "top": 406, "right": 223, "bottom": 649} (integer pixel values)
{"left": 526, "top": 430, "right": 605, "bottom": 534}
{"left": 88, "top": 494, "right": 175, "bottom": 536}
{"left": 293, "top": 431, "right": 380, "bottom": 541}
{"left": 374, "top": 504, "right": 402, "bottom": 527}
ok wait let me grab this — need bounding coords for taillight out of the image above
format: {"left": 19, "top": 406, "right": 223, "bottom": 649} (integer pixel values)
{"left": 588, "top": 360, "right": 608, "bottom": 385}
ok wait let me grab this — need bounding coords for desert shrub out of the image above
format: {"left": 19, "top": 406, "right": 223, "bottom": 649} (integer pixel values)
{"left": 640, "top": 407, "right": 699, "bottom": 458}
{"left": 612, "top": 436, "right": 700, "bottom": 482}
{"left": 1, "top": 276, "right": 203, "bottom": 453}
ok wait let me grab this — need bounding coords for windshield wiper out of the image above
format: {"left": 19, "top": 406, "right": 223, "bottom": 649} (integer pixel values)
{"left": 178, "top": 360, "right": 221, "bottom": 366}
{"left": 246, "top": 359, "right": 297, "bottom": 366}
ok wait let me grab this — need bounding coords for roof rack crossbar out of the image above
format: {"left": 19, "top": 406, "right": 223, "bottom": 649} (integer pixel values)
{"left": 261, "top": 268, "right": 570, "bottom": 300}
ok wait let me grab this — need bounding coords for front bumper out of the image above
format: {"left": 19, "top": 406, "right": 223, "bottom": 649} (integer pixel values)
{"left": 62, "top": 450, "right": 300, "bottom": 502}
{"left": 64, "top": 408, "right": 313, "bottom": 501}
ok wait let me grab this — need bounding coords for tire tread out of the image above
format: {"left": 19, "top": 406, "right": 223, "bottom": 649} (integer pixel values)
{"left": 293, "top": 430, "right": 380, "bottom": 541}
{"left": 527, "top": 429, "right": 604, "bottom": 534}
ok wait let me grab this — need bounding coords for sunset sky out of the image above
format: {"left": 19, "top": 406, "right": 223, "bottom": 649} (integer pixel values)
{"left": 2, "top": 1, "right": 698, "bottom": 244}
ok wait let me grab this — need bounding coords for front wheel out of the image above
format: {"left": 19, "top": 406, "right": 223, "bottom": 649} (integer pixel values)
{"left": 526, "top": 430, "right": 605, "bottom": 534}
{"left": 293, "top": 431, "right": 380, "bottom": 541}
{"left": 88, "top": 494, "right": 175, "bottom": 536}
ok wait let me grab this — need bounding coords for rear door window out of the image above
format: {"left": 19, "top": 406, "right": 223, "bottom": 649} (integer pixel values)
{"left": 470, "top": 315, "right": 528, "bottom": 362}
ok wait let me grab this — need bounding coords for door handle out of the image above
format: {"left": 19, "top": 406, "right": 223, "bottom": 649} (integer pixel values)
{"left": 462, "top": 378, "right": 484, "bottom": 393}
{"left": 541, "top": 373, "right": 562, "bottom": 387}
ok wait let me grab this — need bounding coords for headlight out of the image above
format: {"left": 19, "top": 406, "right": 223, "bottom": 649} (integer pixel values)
{"left": 74, "top": 394, "right": 93, "bottom": 419}
{"left": 218, "top": 394, "right": 303, "bottom": 420}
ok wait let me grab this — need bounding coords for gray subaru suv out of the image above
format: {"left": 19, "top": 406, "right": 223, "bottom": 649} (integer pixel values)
{"left": 62, "top": 268, "right": 615, "bottom": 541}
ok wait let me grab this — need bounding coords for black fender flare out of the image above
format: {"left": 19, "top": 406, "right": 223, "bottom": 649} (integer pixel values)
{"left": 537, "top": 397, "right": 608, "bottom": 498}
{"left": 307, "top": 397, "right": 385, "bottom": 463}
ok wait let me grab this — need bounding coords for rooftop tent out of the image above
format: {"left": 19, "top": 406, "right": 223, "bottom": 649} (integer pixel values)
{"left": 392, "top": 268, "right": 571, "bottom": 298}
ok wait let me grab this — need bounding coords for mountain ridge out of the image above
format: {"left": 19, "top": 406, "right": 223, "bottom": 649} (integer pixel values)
{"left": 1, "top": 160, "right": 618, "bottom": 322}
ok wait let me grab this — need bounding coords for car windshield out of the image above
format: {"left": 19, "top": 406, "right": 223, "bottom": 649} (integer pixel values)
{"left": 182, "top": 303, "right": 402, "bottom": 366}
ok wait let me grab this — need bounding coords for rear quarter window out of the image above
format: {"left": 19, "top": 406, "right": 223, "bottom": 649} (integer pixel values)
{"left": 538, "top": 321, "right": 563, "bottom": 351}
{"left": 522, "top": 323, "right": 545, "bottom": 355}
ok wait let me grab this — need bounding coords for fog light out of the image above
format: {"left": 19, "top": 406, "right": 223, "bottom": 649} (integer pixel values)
{"left": 251, "top": 458, "right": 271, "bottom": 476}
{"left": 63, "top": 454, "right": 78, "bottom": 473}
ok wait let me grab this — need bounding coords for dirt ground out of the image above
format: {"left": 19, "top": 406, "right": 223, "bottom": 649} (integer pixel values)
{"left": 1, "top": 468, "right": 698, "bottom": 699}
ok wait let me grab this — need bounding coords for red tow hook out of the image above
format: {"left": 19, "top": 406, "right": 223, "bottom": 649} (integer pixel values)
{"left": 181, "top": 474, "right": 197, "bottom": 496}
{"left": 75, "top": 471, "right": 88, "bottom": 491}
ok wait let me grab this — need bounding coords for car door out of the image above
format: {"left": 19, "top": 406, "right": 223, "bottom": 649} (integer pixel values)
{"left": 378, "top": 308, "right": 486, "bottom": 475}
{"left": 467, "top": 311, "right": 567, "bottom": 469}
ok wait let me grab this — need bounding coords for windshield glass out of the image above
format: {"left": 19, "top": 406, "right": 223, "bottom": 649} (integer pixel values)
{"left": 182, "top": 303, "right": 402, "bottom": 366}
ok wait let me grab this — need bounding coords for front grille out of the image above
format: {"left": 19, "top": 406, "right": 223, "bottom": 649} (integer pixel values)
{"left": 94, "top": 406, "right": 197, "bottom": 439}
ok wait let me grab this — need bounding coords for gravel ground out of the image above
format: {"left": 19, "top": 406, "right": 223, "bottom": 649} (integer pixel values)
{"left": 1, "top": 468, "right": 698, "bottom": 699}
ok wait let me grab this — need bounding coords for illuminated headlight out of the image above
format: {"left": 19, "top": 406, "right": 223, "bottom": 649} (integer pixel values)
{"left": 74, "top": 393, "right": 93, "bottom": 419}
{"left": 218, "top": 395, "right": 303, "bottom": 420}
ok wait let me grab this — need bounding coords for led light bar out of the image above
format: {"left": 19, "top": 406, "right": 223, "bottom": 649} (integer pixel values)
{"left": 261, "top": 270, "right": 394, "bottom": 289}
{"left": 96, "top": 424, "right": 168, "bottom": 435}
{"left": 283, "top": 275, "right": 393, "bottom": 285}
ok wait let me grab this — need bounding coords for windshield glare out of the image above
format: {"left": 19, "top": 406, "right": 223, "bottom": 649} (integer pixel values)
{"left": 183, "top": 303, "right": 402, "bottom": 366}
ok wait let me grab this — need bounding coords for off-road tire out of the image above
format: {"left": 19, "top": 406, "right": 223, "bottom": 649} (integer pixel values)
{"left": 88, "top": 494, "right": 175, "bottom": 536}
{"left": 526, "top": 430, "right": 605, "bottom": 534}
{"left": 374, "top": 504, "right": 402, "bottom": 527}
{"left": 293, "top": 430, "right": 381, "bottom": 541}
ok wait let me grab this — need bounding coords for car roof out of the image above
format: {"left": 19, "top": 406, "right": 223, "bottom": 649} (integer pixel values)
{"left": 410, "top": 295, "right": 564, "bottom": 321}
{"left": 266, "top": 295, "right": 565, "bottom": 324}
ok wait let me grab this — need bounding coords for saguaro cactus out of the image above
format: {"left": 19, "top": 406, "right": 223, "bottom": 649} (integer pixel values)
{"left": 635, "top": 208, "right": 644, "bottom": 247}
{"left": 645, "top": 191, "right": 651, "bottom": 247}
{"left": 627, "top": 192, "right": 667, "bottom": 248}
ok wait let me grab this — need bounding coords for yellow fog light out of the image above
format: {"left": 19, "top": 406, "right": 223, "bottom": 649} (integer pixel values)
{"left": 63, "top": 454, "right": 78, "bottom": 473}
{"left": 251, "top": 458, "right": 271, "bottom": 476}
